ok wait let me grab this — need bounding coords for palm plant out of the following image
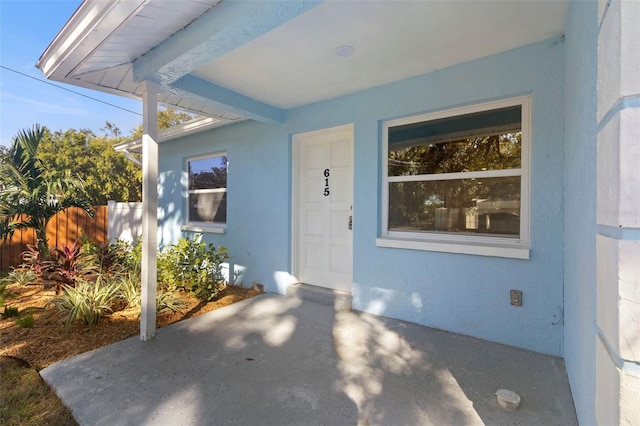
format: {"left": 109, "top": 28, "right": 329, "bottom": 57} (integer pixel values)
{"left": 0, "top": 125, "right": 94, "bottom": 260}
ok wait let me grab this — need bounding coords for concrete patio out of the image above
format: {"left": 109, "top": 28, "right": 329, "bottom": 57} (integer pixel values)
{"left": 41, "top": 293, "right": 577, "bottom": 425}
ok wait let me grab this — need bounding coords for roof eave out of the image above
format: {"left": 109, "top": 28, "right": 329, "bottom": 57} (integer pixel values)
{"left": 37, "top": 0, "right": 147, "bottom": 80}
{"left": 113, "top": 116, "right": 237, "bottom": 152}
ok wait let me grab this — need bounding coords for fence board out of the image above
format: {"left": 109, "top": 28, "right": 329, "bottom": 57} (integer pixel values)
{"left": 0, "top": 206, "right": 108, "bottom": 271}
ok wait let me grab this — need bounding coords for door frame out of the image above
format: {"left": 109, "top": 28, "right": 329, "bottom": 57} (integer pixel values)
{"left": 291, "top": 123, "right": 354, "bottom": 288}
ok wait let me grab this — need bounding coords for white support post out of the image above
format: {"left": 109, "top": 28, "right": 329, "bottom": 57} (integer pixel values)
{"left": 140, "top": 81, "right": 160, "bottom": 341}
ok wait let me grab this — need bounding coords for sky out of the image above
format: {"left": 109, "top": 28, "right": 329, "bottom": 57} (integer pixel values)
{"left": 0, "top": 0, "right": 144, "bottom": 148}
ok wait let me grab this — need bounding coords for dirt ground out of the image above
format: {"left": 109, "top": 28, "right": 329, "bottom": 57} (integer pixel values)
{"left": 0, "top": 282, "right": 260, "bottom": 370}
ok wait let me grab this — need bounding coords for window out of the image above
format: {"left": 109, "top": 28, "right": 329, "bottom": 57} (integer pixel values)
{"left": 379, "top": 97, "right": 530, "bottom": 258}
{"left": 185, "top": 152, "right": 227, "bottom": 230}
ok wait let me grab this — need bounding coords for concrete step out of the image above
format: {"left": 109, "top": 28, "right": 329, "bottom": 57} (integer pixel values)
{"left": 286, "top": 283, "right": 352, "bottom": 311}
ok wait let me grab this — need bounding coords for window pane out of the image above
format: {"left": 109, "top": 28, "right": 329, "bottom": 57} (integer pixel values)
{"left": 388, "top": 176, "right": 521, "bottom": 237}
{"left": 388, "top": 106, "right": 521, "bottom": 176}
{"left": 189, "top": 191, "right": 227, "bottom": 223}
{"left": 189, "top": 156, "right": 227, "bottom": 190}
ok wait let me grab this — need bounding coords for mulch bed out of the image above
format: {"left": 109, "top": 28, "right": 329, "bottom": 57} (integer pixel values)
{"left": 0, "top": 283, "right": 260, "bottom": 370}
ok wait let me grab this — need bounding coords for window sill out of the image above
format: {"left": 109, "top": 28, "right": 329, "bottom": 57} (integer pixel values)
{"left": 181, "top": 224, "right": 226, "bottom": 234}
{"left": 376, "top": 236, "right": 529, "bottom": 259}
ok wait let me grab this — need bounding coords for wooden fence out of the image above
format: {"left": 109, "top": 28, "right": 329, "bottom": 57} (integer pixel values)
{"left": 0, "top": 206, "right": 108, "bottom": 271}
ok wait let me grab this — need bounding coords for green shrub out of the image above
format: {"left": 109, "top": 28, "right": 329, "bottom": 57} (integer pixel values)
{"left": 121, "top": 238, "right": 142, "bottom": 275}
{"left": 78, "top": 232, "right": 96, "bottom": 256}
{"left": 2, "top": 306, "right": 19, "bottom": 319}
{"left": 49, "top": 277, "right": 121, "bottom": 332}
{"left": 15, "top": 310, "right": 34, "bottom": 328}
{"left": 157, "top": 234, "right": 229, "bottom": 301}
{"left": 192, "top": 244, "right": 228, "bottom": 301}
{"left": 157, "top": 250, "right": 180, "bottom": 292}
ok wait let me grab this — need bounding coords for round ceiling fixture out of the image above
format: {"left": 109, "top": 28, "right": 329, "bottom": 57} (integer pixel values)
{"left": 335, "top": 45, "right": 355, "bottom": 57}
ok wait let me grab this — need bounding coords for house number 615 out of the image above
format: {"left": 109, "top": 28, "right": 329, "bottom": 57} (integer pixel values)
{"left": 323, "top": 168, "right": 330, "bottom": 196}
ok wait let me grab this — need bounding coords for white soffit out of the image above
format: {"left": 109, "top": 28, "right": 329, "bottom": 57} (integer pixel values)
{"left": 113, "top": 116, "right": 224, "bottom": 152}
{"left": 40, "top": 0, "right": 223, "bottom": 78}
{"left": 192, "top": 0, "right": 569, "bottom": 109}
{"left": 37, "top": 0, "right": 243, "bottom": 122}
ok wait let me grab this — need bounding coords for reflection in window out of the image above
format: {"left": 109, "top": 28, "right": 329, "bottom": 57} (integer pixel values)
{"left": 384, "top": 100, "right": 528, "bottom": 240}
{"left": 187, "top": 153, "right": 227, "bottom": 224}
{"left": 388, "top": 177, "right": 521, "bottom": 236}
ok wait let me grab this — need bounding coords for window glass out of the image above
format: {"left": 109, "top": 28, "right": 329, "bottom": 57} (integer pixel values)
{"left": 187, "top": 154, "right": 227, "bottom": 224}
{"left": 383, "top": 99, "right": 528, "bottom": 242}
{"left": 388, "top": 177, "right": 521, "bottom": 236}
{"left": 388, "top": 106, "right": 522, "bottom": 176}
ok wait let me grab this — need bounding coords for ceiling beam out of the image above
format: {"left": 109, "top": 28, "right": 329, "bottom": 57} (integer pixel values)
{"left": 170, "top": 75, "right": 285, "bottom": 123}
{"left": 133, "top": 0, "right": 323, "bottom": 85}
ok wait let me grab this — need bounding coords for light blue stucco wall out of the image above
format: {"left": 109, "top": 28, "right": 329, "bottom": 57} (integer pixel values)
{"left": 159, "top": 38, "right": 566, "bottom": 356}
{"left": 562, "top": 1, "right": 599, "bottom": 424}
{"left": 158, "top": 120, "right": 294, "bottom": 286}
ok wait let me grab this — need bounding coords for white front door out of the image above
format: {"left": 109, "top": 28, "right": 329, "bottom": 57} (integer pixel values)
{"left": 293, "top": 124, "right": 353, "bottom": 292}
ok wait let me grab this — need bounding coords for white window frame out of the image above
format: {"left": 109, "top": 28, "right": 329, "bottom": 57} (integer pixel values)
{"left": 377, "top": 96, "right": 531, "bottom": 259}
{"left": 181, "top": 151, "right": 227, "bottom": 234}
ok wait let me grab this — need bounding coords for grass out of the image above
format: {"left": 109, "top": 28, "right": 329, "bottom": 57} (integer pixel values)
{"left": 0, "top": 357, "right": 76, "bottom": 426}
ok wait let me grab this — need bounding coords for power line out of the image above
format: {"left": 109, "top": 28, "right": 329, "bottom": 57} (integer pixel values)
{"left": 0, "top": 65, "right": 142, "bottom": 116}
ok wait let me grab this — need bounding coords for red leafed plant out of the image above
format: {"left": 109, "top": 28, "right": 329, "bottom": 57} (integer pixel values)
{"left": 89, "top": 240, "right": 126, "bottom": 277}
{"left": 48, "top": 240, "right": 96, "bottom": 293}
{"left": 20, "top": 244, "right": 47, "bottom": 277}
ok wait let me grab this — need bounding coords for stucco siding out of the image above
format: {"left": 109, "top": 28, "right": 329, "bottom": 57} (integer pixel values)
{"left": 158, "top": 38, "right": 565, "bottom": 356}
{"left": 561, "top": 1, "right": 601, "bottom": 425}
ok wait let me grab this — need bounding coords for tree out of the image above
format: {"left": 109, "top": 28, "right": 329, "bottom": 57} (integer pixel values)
{"left": 388, "top": 132, "right": 522, "bottom": 232}
{"left": 10, "top": 110, "right": 193, "bottom": 209}
{"left": 130, "top": 108, "right": 193, "bottom": 138}
{"left": 38, "top": 110, "right": 194, "bottom": 205}
{"left": 0, "top": 125, "right": 94, "bottom": 259}
{"left": 101, "top": 121, "right": 122, "bottom": 138}
{"left": 37, "top": 128, "right": 142, "bottom": 204}
{"left": 87, "top": 135, "right": 142, "bottom": 203}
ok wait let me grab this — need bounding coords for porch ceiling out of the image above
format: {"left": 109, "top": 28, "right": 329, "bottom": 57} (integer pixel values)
{"left": 38, "top": 0, "right": 569, "bottom": 125}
